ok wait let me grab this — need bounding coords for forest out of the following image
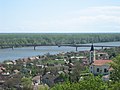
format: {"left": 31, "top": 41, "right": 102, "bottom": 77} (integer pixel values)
{"left": 0, "top": 33, "right": 120, "bottom": 46}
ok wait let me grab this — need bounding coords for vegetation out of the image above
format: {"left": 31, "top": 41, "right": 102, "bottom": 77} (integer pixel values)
{"left": 0, "top": 33, "right": 120, "bottom": 47}
{"left": 110, "top": 55, "right": 120, "bottom": 82}
{"left": 51, "top": 75, "right": 108, "bottom": 90}
{"left": 1, "top": 53, "right": 120, "bottom": 90}
{"left": 51, "top": 55, "right": 120, "bottom": 90}
{"left": 1, "top": 33, "right": 120, "bottom": 90}
{"left": 21, "top": 77, "right": 33, "bottom": 90}
{"left": 38, "top": 85, "right": 49, "bottom": 90}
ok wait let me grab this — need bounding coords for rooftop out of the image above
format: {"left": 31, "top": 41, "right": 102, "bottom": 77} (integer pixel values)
{"left": 92, "top": 60, "right": 112, "bottom": 66}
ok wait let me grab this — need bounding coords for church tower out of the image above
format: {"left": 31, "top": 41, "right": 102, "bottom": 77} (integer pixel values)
{"left": 89, "top": 44, "right": 95, "bottom": 64}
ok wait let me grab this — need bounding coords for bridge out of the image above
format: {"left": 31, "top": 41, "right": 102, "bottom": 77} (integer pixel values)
{"left": 0, "top": 44, "right": 120, "bottom": 51}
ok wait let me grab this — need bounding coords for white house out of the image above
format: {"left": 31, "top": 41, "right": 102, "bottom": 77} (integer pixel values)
{"left": 89, "top": 60, "right": 112, "bottom": 75}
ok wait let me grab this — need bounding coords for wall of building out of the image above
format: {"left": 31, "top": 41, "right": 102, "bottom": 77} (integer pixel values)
{"left": 90, "top": 64, "right": 110, "bottom": 75}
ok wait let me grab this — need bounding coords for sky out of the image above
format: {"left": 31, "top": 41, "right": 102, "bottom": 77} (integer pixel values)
{"left": 0, "top": 0, "right": 120, "bottom": 33}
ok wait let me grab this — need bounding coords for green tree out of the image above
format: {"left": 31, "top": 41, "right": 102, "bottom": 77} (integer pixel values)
{"left": 51, "top": 75, "right": 108, "bottom": 90}
{"left": 21, "top": 77, "right": 33, "bottom": 90}
{"left": 110, "top": 55, "right": 120, "bottom": 82}
{"left": 108, "top": 82, "right": 120, "bottom": 90}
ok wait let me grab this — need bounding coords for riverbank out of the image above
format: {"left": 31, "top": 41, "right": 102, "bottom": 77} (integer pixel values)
{"left": 0, "top": 41, "right": 120, "bottom": 61}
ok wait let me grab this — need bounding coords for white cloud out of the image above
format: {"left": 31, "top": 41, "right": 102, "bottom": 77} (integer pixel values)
{"left": 80, "top": 6, "right": 120, "bottom": 16}
{"left": 1, "top": 6, "right": 120, "bottom": 33}
{"left": 50, "top": 6, "right": 120, "bottom": 32}
{"left": 35, "top": 6, "right": 120, "bottom": 29}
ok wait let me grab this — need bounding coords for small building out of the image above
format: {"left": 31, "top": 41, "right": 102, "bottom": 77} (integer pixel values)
{"left": 2, "top": 72, "right": 10, "bottom": 76}
{"left": 14, "top": 70, "right": 20, "bottom": 74}
{"left": 5, "top": 61, "right": 14, "bottom": 65}
{"left": 32, "top": 75, "right": 42, "bottom": 85}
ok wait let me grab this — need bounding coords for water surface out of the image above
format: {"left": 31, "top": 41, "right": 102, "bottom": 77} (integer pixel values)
{"left": 0, "top": 41, "right": 120, "bottom": 61}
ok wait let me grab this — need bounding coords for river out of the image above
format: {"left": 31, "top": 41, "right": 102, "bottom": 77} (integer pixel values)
{"left": 0, "top": 41, "right": 120, "bottom": 62}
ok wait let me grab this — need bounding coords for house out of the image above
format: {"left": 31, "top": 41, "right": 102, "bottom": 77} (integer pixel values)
{"left": 96, "top": 52, "right": 109, "bottom": 60}
{"left": 13, "top": 70, "right": 20, "bottom": 74}
{"left": 32, "top": 75, "right": 42, "bottom": 85}
{"left": 5, "top": 61, "right": 14, "bottom": 65}
{"left": 42, "top": 74, "right": 57, "bottom": 87}
{"left": 42, "top": 73, "right": 64, "bottom": 87}
{"left": 0, "top": 66, "right": 6, "bottom": 73}
{"left": 89, "top": 60, "right": 112, "bottom": 75}
{"left": 2, "top": 72, "right": 10, "bottom": 76}
{"left": 89, "top": 44, "right": 113, "bottom": 76}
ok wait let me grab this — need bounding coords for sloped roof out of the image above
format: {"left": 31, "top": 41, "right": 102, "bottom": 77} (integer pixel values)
{"left": 32, "top": 75, "right": 41, "bottom": 81}
{"left": 92, "top": 60, "right": 112, "bottom": 66}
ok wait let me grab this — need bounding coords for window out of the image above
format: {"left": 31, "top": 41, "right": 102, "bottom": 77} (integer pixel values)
{"left": 97, "top": 68, "right": 99, "bottom": 72}
{"left": 104, "top": 68, "right": 107, "bottom": 72}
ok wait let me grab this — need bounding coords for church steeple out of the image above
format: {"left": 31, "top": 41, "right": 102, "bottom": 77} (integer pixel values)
{"left": 90, "top": 43, "right": 94, "bottom": 51}
{"left": 89, "top": 44, "right": 95, "bottom": 64}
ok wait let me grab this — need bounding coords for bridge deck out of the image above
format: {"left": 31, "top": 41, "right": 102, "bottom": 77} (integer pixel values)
{"left": 0, "top": 44, "right": 120, "bottom": 47}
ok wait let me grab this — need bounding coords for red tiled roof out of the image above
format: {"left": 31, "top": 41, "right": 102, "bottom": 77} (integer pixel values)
{"left": 92, "top": 60, "right": 112, "bottom": 66}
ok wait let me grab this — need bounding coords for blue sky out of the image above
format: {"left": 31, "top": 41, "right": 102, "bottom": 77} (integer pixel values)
{"left": 0, "top": 0, "right": 120, "bottom": 33}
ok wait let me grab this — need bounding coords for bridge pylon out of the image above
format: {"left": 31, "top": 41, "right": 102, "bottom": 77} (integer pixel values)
{"left": 76, "top": 47, "right": 78, "bottom": 51}
{"left": 34, "top": 46, "right": 36, "bottom": 50}
{"left": 12, "top": 46, "right": 14, "bottom": 50}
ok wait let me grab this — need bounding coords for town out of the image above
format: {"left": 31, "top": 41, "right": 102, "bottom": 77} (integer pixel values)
{"left": 1, "top": 0, "right": 120, "bottom": 89}
{"left": 0, "top": 44, "right": 120, "bottom": 90}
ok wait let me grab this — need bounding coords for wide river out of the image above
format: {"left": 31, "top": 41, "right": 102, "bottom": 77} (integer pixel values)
{"left": 0, "top": 41, "right": 120, "bottom": 62}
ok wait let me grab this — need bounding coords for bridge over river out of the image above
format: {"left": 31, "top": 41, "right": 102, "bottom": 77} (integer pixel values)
{"left": 0, "top": 44, "right": 120, "bottom": 51}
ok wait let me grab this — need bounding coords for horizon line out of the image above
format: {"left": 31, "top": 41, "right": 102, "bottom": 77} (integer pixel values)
{"left": 0, "top": 32, "right": 120, "bottom": 34}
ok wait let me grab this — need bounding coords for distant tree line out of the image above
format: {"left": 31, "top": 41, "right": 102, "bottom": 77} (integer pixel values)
{"left": 0, "top": 33, "right": 120, "bottom": 46}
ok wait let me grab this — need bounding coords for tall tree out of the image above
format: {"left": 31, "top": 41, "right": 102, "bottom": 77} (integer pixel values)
{"left": 51, "top": 75, "right": 108, "bottom": 90}
{"left": 21, "top": 77, "right": 33, "bottom": 90}
{"left": 110, "top": 55, "right": 120, "bottom": 82}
